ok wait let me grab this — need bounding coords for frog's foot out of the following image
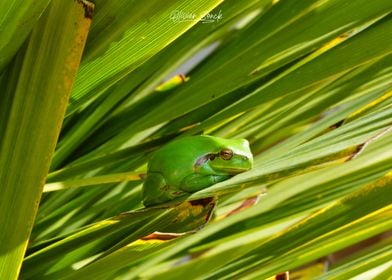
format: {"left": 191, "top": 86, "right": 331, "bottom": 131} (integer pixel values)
{"left": 181, "top": 174, "right": 231, "bottom": 192}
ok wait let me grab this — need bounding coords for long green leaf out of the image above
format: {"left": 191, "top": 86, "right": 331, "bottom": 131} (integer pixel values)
{"left": 0, "top": 1, "right": 92, "bottom": 278}
{"left": 0, "top": 0, "right": 51, "bottom": 71}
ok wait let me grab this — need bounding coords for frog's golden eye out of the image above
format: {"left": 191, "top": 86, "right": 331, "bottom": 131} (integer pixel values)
{"left": 220, "top": 149, "right": 233, "bottom": 160}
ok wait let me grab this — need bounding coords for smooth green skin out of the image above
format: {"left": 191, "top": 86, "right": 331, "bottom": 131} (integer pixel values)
{"left": 142, "top": 135, "right": 253, "bottom": 206}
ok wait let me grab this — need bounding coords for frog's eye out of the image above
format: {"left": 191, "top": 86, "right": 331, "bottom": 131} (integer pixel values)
{"left": 219, "top": 149, "right": 233, "bottom": 160}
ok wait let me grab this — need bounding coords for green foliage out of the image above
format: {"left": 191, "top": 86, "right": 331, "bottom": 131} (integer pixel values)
{"left": 0, "top": 1, "right": 92, "bottom": 278}
{"left": 0, "top": 0, "right": 391, "bottom": 279}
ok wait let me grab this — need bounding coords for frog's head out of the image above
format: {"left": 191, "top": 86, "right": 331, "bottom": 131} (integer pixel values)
{"left": 198, "top": 137, "right": 253, "bottom": 175}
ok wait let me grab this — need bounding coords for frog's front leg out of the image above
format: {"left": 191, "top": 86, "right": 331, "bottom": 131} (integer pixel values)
{"left": 180, "top": 173, "right": 231, "bottom": 192}
{"left": 142, "top": 172, "right": 185, "bottom": 207}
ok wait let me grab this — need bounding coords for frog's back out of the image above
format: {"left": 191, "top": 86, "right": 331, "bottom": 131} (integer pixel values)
{"left": 147, "top": 136, "right": 218, "bottom": 185}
